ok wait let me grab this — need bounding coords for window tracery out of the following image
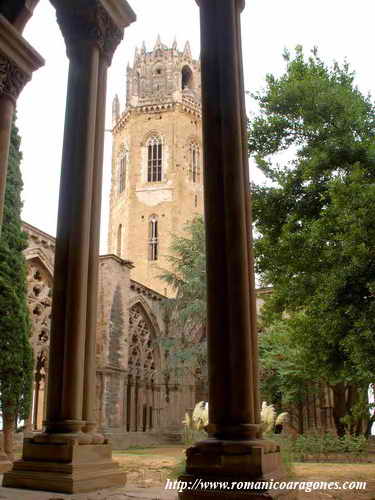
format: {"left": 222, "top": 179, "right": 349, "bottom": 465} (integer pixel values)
{"left": 26, "top": 260, "right": 53, "bottom": 430}
{"left": 147, "top": 136, "right": 163, "bottom": 182}
{"left": 148, "top": 215, "right": 158, "bottom": 261}
{"left": 128, "top": 304, "right": 157, "bottom": 383}
{"left": 27, "top": 261, "right": 52, "bottom": 354}
{"left": 117, "top": 224, "right": 123, "bottom": 257}
{"left": 119, "top": 155, "right": 126, "bottom": 193}
{"left": 189, "top": 142, "right": 201, "bottom": 183}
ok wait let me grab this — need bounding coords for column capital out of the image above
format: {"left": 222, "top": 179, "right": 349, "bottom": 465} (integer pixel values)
{"left": 51, "top": 0, "right": 136, "bottom": 65}
{"left": 195, "top": 0, "right": 245, "bottom": 12}
{"left": 0, "top": 15, "right": 44, "bottom": 103}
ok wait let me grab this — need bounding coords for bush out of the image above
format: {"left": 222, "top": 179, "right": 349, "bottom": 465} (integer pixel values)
{"left": 272, "top": 432, "right": 369, "bottom": 463}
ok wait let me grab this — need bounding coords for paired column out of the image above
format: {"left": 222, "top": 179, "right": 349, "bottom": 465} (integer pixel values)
{"left": 41, "top": 0, "right": 135, "bottom": 441}
{"left": 180, "top": 1, "right": 281, "bottom": 496}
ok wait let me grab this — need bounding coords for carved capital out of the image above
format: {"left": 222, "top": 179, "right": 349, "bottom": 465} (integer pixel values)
{"left": 54, "top": 3, "right": 124, "bottom": 65}
{"left": 0, "top": 53, "right": 29, "bottom": 103}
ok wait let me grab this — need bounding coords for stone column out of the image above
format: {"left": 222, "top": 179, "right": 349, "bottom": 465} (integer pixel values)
{"left": 3, "top": 1, "right": 136, "bottom": 494}
{"left": 43, "top": 23, "right": 100, "bottom": 439}
{"left": 180, "top": 1, "right": 281, "bottom": 498}
{"left": 0, "top": 15, "right": 43, "bottom": 234}
{"left": 82, "top": 50, "right": 108, "bottom": 445}
{"left": 0, "top": 14, "right": 43, "bottom": 473}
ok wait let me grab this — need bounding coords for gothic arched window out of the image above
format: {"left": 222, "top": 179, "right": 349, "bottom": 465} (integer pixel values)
{"left": 119, "top": 155, "right": 126, "bottom": 193}
{"left": 148, "top": 215, "right": 158, "bottom": 261}
{"left": 182, "top": 65, "right": 193, "bottom": 90}
{"left": 127, "top": 303, "right": 158, "bottom": 432}
{"left": 190, "top": 143, "right": 201, "bottom": 183}
{"left": 117, "top": 224, "right": 123, "bottom": 257}
{"left": 147, "top": 136, "right": 163, "bottom": 182}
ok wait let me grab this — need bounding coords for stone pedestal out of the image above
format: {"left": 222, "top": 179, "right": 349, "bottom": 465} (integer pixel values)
{"left": 180, "top": 439, "right": 283, "bottom": 499}
{"left": 3, "top": 439, "right": 125, "bottom": 494}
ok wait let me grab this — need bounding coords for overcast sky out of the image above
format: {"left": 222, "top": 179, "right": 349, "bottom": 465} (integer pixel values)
{"left": 17, "top": 0, "right": 375, "bottom": 253}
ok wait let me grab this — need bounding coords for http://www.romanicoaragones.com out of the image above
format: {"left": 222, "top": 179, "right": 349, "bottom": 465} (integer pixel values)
{"left": 165, "top": 478, "right": 367, "bottom": 494}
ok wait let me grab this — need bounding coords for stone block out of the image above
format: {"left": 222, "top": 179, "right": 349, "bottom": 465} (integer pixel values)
{"left": 2, "top": 439, "right": 126, "bottom": 494}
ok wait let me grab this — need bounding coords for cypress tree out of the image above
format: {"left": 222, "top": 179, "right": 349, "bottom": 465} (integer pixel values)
{"left": 0, "top": 118, "right": 33, "bottom": 459}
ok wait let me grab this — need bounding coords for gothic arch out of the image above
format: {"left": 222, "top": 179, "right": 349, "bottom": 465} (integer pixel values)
{"left": 127, "top": 298, "right": 161, "bottom": 376}
{"left": 140, "top": 129, "right": 164, "bottom": 148}
{"left": 126, "top": 299, "right": 162, "bottom": 432}
{"left": 24, "top": 248, "right": 54, "bottom": 277}
{"left": 181, "top": 65, "right": 194, "bottom": 90}
{"left": 25, "top": 256, "right": 53, "bottom": 431}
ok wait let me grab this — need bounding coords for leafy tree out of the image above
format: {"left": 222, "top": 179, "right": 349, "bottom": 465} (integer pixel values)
{"left": 0, "top": 119, "right": 33, "bottom": 458}
{"left": 259, "top": 317, "right": 317, "bottom": 434}
{"left": 160, "top": 216, "right": 208, "bottom": 396}
{"left": 249, "top": 46, "right": 375, "bottom": 436}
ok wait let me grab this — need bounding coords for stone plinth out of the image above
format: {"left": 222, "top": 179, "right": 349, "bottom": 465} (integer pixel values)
{"left": 179, "top": 438, "right": 284, "bottom": 499}
{"left": 3, "top": 439, "right": 125, "bottom": 494}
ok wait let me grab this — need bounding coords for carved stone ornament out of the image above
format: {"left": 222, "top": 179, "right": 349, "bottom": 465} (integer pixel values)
{"left": 0, "top": 53, "right": 30, "bottom": 102}
{"left": 54, "top": 3, "right": 123, "bottom": 65}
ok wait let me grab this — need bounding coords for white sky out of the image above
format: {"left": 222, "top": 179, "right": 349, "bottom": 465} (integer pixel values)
{"left": 17, "top": 0, "right": 375, "bottom": 254}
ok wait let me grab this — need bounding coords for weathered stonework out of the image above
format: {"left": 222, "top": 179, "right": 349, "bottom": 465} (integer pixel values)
{"left": 109, "top": 37, "right": 204, "bottom": 295}
{"left": 22, "top": 224, "right": 196, "bottom": 448}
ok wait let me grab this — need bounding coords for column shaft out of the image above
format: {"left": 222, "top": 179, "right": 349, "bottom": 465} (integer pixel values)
{"left": 198, "top": 0, "right": 257, "bottom": 439}
{"left": 45, "top": 42, "right": 99, "bottom": 433}
{"left": 82, "top": 55, "right": 108, "bottom": 437}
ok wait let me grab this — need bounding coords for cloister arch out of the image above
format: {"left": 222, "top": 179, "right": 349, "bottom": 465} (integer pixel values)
{"left": 126, "top": 300, "right": 161, "bottom": 432}
{"left": 25, "top": 256, "right": 53, "bottom": 431}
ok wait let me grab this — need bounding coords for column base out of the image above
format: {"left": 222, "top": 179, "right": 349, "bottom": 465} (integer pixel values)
{"left": 2, "top": 438, "right": 125, "bottom": 494}
{"left": 178, "top": 438, "right": 288, "bottom": 499}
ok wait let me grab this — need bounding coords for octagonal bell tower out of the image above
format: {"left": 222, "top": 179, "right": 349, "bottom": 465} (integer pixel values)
{"left": 109, "top": 36, "right": 203, "bottom": 295}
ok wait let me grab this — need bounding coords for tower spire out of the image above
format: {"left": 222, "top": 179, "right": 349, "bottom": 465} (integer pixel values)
{"left": 154, "top": 34, "right": 162, "bottom": 50}
{"left": 134, "top": 46, "right": 139, "bottom": 64}
{"left": 183, "top": 40, "right": 192, "bottom": 58}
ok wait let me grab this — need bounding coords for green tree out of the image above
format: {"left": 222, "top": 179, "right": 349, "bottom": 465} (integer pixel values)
{"left": 249, "top": 46, "right": 375, "bottom": 436}
{"left": 0, "top": 120, "right": 33, "bottom": 458}
{"left": 160, "top": 216, "right": 208, "bottom": 395}
{"left": 259, "top": 317, "right": 317, "bottom": 434}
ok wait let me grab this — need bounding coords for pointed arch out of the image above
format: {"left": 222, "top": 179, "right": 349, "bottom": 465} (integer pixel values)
{"left": 146, "top": 135, "right": 163, "bottom": 182}
{"left": 126, "top": 299, "right": 162, "bottom": 432}
{"left": 182, "top": 65, "right": 194, "bottom": 90}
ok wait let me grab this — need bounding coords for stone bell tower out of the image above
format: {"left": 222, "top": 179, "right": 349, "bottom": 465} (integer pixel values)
{"left": 109, "top": 36, "right": 203, "bottom": 295}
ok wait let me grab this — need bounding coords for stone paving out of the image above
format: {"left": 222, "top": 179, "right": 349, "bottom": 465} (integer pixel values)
{"left": 0, "top": 481, "right": 176, "bottom": 500}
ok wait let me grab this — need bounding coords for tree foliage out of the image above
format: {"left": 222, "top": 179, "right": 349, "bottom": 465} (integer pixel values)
{"left": 249, "top": 46, "right": 375, "bottom": 435}
{"left": 0, "top": 119, "right": 33, "bottom": 455}
{"left": 159, "top": 216, "right": 207, "bottom": 385}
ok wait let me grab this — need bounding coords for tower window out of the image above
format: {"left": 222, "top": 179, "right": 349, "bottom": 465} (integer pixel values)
{"left": 148, "top": 216, "right": 158, "bottom": 261}
{"left": 117, "top": 224, "right": 123, "bottom": 257}
{"left": 147, "top": 136, "right": 163, "bottom": 182}
{"left": 182, "top": 66, "right": 193, "bottom": 90}
{"left": 190, "top": 143, "right": 200, "bottom": 183}
{"left": 119, "top": 155, "right": 126, "bottom": 193}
